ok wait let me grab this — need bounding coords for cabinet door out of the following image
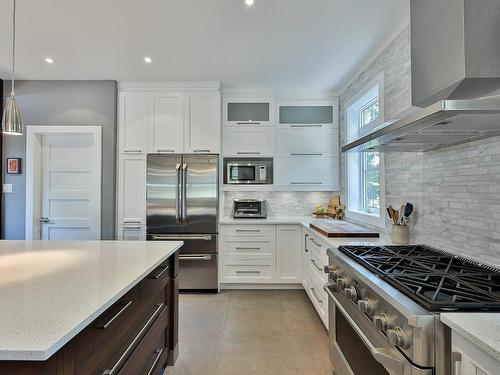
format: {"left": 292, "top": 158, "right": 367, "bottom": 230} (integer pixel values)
{"left": 118, "top": 226, "right": 146, "bottom": 240}
{"left": 117, "top": 154, "right": 146, "bottom": 225}
{"left": 223, "top": 97, "right": 275, "bottom": 127}
{"left": 149, "top": 94, "right": 184, "bottom": 154}
{"left": 119, "top": 93, "right": 149, "bottom": 153}
{"left": 277, "top": 126, "right": 339, "bottom": 157}
{"left": 185, "top": 94, "right": 221, "bottom": 153}
{"left": 275, "top": 156, "right": 340, "bottom": 190}
{"left": 279, "top": 105, "right": 334, "bottom": 125}
{"left": 222, "top": 126, "right": 274, "bottom": 157}
{"left": 276, "top": 225, "right": 302, "bottom": 283}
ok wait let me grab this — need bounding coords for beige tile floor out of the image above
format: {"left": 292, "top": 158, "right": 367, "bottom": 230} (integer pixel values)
{"left": 166, "top": 290, "right": 332, "bottom": 375}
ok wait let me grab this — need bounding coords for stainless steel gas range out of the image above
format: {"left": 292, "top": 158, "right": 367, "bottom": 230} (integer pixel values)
{"left": 323, "top": 244, "right": 500, "bottom": 375}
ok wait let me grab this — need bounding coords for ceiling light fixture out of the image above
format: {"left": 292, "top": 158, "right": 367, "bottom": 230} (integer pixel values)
{"left": 245, "top": 0, "right": 254, "bottom": 6}
{"left": 44, "top": 57, "right": 54, "bottom": 64}
{"left": 144, "top": 57, "right": 152, "bottom": 64}
{"left": 2, "top": 0, "right": 23, "bottom": 136}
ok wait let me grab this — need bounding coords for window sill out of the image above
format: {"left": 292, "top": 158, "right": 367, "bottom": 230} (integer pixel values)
{"left": 346, "top": 209, "right": 385, "bottom": 229}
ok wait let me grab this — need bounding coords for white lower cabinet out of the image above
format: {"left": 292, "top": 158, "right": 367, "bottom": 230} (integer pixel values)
{"left": 452, "top": 331, "right": 499, "bottom": 375}
{"left": 118, "top": 225, "right": 146, "bottom": 241}
{"left": 220, "top": 224, "right": 301, "bottom": 284}
{"left": 116, "top": 154, "right": 146, "bottom": 229}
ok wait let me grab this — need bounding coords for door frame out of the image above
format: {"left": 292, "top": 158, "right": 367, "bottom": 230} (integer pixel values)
{"left": 25, "top": 125, "right": 102, "bottom": 240}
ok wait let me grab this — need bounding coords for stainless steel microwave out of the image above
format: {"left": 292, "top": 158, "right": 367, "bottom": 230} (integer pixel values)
{"left": 223, "top": 158, "right": 273, "bottom": 184}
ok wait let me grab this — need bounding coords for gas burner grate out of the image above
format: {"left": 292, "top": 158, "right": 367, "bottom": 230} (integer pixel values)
{"left": 338, "top": 245, "right": 500, "bottom": 312}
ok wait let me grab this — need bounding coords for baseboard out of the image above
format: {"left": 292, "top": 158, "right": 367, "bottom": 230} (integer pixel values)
{"left": 220, "top": 283, "right": 304, "bottom": 290}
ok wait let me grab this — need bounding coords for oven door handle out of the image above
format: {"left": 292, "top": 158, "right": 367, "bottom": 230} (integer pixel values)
{"left": 323, "top": 283, "right": 409, "bottom": 375}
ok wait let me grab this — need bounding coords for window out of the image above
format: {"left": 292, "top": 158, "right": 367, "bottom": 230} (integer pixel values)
{"left": 345, "top": 73, "right": 385, "bottom": 227}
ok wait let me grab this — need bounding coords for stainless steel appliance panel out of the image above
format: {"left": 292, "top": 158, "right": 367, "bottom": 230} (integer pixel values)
{"left": 181, "top": 154, "right": 218, "bottom": 234}
{"left": 147, "top": 234, "right": 217, "bottom": 254}
{"left": 179, "top": 253, "right": 218, "bottom": 291}
{"left": 146, "top": 154, "right": 182, "bottom": 234}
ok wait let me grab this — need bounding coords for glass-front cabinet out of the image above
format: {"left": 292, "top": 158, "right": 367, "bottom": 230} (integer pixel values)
{"left": 278, "top": 100, "right": 335, "bottom": 127}
{"left": 223, "top": 97, "right": 275, "bottom": 127}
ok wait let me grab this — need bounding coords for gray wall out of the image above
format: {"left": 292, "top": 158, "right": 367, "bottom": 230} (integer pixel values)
{"left": 339, "top": 26, "right": 500, "bottom": 268}
{"left": 2, "top": 80, "right": 117, "bottom": 240}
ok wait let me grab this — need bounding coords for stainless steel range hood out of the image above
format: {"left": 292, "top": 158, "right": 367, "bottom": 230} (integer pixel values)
{"left": 342, "top": 0, "right": 500, "bottom": 153}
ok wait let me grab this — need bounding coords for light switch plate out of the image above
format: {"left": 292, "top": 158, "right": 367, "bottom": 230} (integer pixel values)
{"left": 3, "top": 184, "right": 13, "bottom": 193}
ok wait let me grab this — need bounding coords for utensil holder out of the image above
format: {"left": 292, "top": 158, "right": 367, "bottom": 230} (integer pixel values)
{"left": 392, "top": 225, "right": 410, "bottom": 244}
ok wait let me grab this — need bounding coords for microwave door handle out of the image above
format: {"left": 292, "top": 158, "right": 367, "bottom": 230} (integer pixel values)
{"left": 182, "top": 164, "right": 187, "bottom": 222}
{"left": 175, "top": 163, "right": 181, "bottom": 223}
{"left": 323, "top": 284, "right": 406, "bottom": 375}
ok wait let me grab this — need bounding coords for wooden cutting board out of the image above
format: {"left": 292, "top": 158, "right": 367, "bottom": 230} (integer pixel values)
{"left": 309, "top": 220, "right": 379, "bottom": 238}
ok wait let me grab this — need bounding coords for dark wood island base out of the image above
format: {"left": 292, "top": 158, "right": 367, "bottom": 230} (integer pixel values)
{"left": 0, "top": 251, "right": 179, "bottom": 375}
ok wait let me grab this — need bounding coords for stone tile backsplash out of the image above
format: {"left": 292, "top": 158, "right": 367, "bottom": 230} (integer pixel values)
{"left": 223, "top": 191, "right": 334, "bottom": 217}
{"left": 338, "top": 25, "right": 500, "bottom": 269}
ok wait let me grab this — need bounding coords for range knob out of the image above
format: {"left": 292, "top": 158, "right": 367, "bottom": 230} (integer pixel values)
{"left": 323, "top": 265, "right": 336, "bottom": 274}
{"left": 373, "top": 314, "right": 390, "bottom": 332}
{"left": 336, "top": 277, "right": 348, "bottom": 290}
{"left": 387, "top": 328, "right": 409, "bottom": 349}
{"left": 343, "top": 286, "right": 359, "bottom": 302}
{"left": 357, "top": 298, "right": 375, "bottom": 315}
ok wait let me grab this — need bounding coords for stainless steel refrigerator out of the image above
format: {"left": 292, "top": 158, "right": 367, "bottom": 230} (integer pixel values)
{"left": 146, "top": 154, "right": 218, "bottom": 291}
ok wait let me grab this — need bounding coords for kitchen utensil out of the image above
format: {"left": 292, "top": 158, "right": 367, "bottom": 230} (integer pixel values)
{"left": 400, "top": 204, "right": 406, "bottom": 224}
{"left": 404, "top": 203, "right": 414, "bottom": 218}
{"left": 393, "top": 210, "right": 399, "bottom": 225}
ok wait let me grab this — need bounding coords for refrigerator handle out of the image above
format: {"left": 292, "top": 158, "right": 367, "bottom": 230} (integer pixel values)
{"left": 182, "top": 163, "right": 188, "bottom": 222}
{"left": 175, "top": 163, "right": 181, "bottom": 223}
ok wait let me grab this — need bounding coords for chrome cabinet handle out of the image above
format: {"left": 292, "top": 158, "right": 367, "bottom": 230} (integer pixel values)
{"left": 146, "top": 348, "right": 164, "bottom": 375}
{"left": 123, "top": 150, "right": 143, "bottom": 153}
{"left": 179, "top": 255, "right": 213, "bottom": 261}
{"left": 122, "top": 218, "right": 142, "bottom": 224}
{"left": 152, "top": 235, "right": 212, "bottom": 241}
{"left": 236, "top": 229, "right": 261, "bottom": 233}
{"left": 309, "top": 237, "right": 322, "bottom": 247}
{"left": 39, "top": 217, "right": 50, "bottom": 223}
{"left": 157, "top": 149, "right": 175, "bottom": 153}
{"left": 102, "top": 303, "right": 164, "bottom": 375}
{"left": 181, "top": 164, "right": 187, "bottom": 222}
{"left": 290, "top": 153, "right": 323, "bottom": 156}
{"left": 98, "top": 301, "right": 133, "bottom": 329}
{"left": 323, "top": 284, "right": 411, "bottom": 375}
{"left": 236, "top": 152, "right": 261, "bottom": 155}
{"left": 149, "top": 266, "right": 169, "bottom": 279}
{"left": 237, "top": 122, "right": 261, "bottom": 125}
{"left": 122, "top": 226, "right": 142, "bottom": 230}
{"left": 235, "top": 247, "right": 261, "bottom": 250}
{"left": 290, "top": 124, "right": 323, "bottom": 128}
{"left": 310, "top": 287, "right": 323, "bottom": 304}
{"left": 193, "top": 149, "right": 210, "bottom": 153}
{"left": 291, "top": 182, "right": 323, "bottom": 185}
{"left": 311, "top": 259, "right": 322, "bottom": 272}
{"left": 236, "top": 270, "right": 261, "bottom": 274}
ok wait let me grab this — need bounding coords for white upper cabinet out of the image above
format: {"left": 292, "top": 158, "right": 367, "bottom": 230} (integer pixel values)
{"left": 185, "top": 93, "right": 221, "bottom": 153}
{"left": 277, "top": 126, "right": 339, "bottom": 157}
{"left": 275, "top": 155, "right": 340, "bottom": 190}
{"left": 223, "top": 126, "right": 275, "bottom": 157}
{"left": 223, "top": 96, "right": 275, "bottom": 127}
{"left": 119, "top": 93, "right": 149, "bottom": 153}
{"left": 149, "top": 94, "right": 184, "bottom": 154}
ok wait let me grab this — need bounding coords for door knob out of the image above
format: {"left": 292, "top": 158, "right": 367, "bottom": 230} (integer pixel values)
{"left": 39, "top": 217, "right": 50, "bottom": 223}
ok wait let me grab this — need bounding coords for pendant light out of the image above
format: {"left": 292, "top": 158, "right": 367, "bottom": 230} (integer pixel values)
{"left": 2, "top": 0, "right": 23, "bottom": 135}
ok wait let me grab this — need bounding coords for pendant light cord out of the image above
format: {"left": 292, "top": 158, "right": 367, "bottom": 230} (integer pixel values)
{"left": 11, "top": 0, "right": 16, "bottom": 96}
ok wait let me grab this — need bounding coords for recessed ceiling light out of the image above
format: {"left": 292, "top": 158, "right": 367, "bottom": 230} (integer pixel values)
{"left": 44, "top": 57, "right": 54, "bottom": 64}
{"left": 245, "top": 0, "right": 254, "bottom": 6}
{"left": 144, "top": 57, "right": 152, "bottom": 64}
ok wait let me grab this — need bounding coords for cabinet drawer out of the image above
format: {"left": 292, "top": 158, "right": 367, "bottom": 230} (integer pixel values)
{"left": 308, "top": 269, "right": 328, "bottom": 325}
{"left": 118, "top": 307, "right": 168, "bottom": 375}
{"left": 222, "top": 239, "right": 274, "bottom": 265}
{"left": 305, "top": 232, "right": 329, "bottom": 265}
{"left": 221, "top": 225, "right": 275, "bottom": 237}
{"left": 223, "top": 265, "right": 273, "bottom": 282}
{"left": 310, "top": 249, "right": 328, "bottom": 283}
{"left": 141, "top": 260, "right": 172, "bottom": 304}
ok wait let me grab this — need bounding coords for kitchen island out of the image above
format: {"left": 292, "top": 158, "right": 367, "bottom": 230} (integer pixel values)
{"left": 0, "top": 240, "right": 182, "bottom": 374}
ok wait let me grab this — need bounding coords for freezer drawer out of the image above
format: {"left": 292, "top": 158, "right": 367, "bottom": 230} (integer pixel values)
{"left": 179, "top": 253, "right": 218, "bottom": 291}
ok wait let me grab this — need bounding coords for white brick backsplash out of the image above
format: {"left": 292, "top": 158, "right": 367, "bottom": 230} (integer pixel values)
{"left": 339, "top": 26, "right": 500, "bottom": 269}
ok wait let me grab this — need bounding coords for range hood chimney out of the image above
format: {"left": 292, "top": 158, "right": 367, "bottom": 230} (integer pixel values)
{"left": 342, "top": 0, "right": 500, "bottom": 153}
{"left": 411, "top": 0, "right": 500, "bottom": 107}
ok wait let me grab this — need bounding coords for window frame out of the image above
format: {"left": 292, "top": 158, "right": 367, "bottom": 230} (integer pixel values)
{"left": 344, "top": 73, "right": 386, "bottom": 228}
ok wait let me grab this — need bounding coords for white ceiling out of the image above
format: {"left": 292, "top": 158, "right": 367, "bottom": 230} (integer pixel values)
{"left": 0, "top": 0, "right": 409, "bottom": 93}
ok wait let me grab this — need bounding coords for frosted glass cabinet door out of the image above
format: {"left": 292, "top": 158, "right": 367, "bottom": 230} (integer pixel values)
{"left": 279, "top": 105, "right": 334, "bottom": 125}
{"left": 119, "top": 93, "right": 149, "bottom": 153}
{"left": 223, "top": 97, "right": 275, "bottom": 127}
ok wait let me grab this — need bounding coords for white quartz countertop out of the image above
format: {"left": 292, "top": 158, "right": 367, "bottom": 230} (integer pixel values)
{"left": 441, "top": 313, "right": 500, "bottom": 362}
{"left": 0, "top": 240, "right": 183, "bottom": 361}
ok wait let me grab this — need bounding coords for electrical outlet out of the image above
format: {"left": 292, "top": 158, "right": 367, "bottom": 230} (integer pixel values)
{"left": 3, "top": 184, "right": 13, "bottom": 193}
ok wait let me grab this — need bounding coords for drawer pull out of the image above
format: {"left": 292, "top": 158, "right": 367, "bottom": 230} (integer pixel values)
{"left": 102, "top": 303, "right": 164, "bottom": 375}
{"left": 311, "top": 259, "right": 323, "bottom": 272}
{"left": 309, "top": 238, "right": 322, "bottom": 247}
{"left": 193, "top": 149, "right": 210, "bottom": 153}
{"left": 179, "top": 254, "right": 213, "bottom": 261}
{"left": 236, "top": 270, "right": 261, "bottom": 274}
{"left": 151, "top": 235, "right": 212, "bottom": 241}
{"left": 311, "top": 287, "right": 323, "bottom": 304}
{"left": 98, "top": 301, "right": 133, "bottom": 329}
{"left": 290, "top": 124, "right": 323, "bottom": 128}
{"left": 236, "top": 152, "right": 261, "bottom": 155}
{"left": 149, "top": 265, "right": 169, "bottom": 279}
{"left": 291, "top": 182, "right": 323, "bottom": 185}
{"left": 157, "top": 149, "right": 175, "bottom": 153}
{"left": 146, "top": 348, "right": 164, "bottom": 375}
{"left": 123, "top": 150, "right": 143, "bottom": 153}
{"left": 290, "top": 153, "right": 323, "bottom": 156}
{"left": 122, "top": 226, "right": 142, "bottom": 230}
{"left": 236, "top": 229, "right": 261, "bottom": 233}
{"left": 235, "top": 247, "right": 261, "bottom": 250}
{"left": 237, "top": 122, "right": 261, "bottom": 125}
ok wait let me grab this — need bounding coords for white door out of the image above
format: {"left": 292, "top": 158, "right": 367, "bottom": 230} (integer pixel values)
{"left": 185, "top": 94, "right": 221, "bottom": 153}
{"left": 149, "top": 94, "right": 184, "bottom": 153}
{"left": 36, "top": 130, "right": 101, "bottom": 240}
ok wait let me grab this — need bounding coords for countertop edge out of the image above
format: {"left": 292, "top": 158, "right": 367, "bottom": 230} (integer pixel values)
{"left": 441, "top": 313, "right": 500, "bottom": 362}
{"left": 0, "top": 242, "right": 183, "bottom": 362}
